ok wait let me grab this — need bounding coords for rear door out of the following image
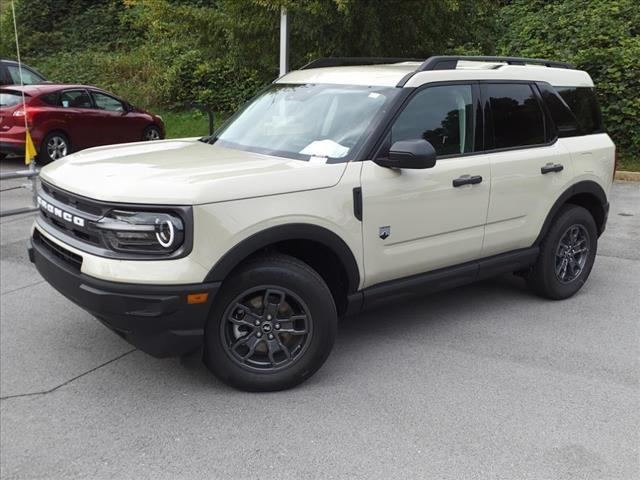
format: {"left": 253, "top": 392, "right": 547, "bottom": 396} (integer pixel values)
{"left": 361, "top": 83, "right": 491, "bottom": 287}
{"left": 58, "top": 89, "right": 99, "bottom": 150}
{"left": 481, "top": 82, "right": 574, "bottom": 257}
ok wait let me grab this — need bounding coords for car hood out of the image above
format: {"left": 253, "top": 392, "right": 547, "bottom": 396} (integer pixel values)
{"left": 40, "top": 139, "right": 348, "bottom": 205}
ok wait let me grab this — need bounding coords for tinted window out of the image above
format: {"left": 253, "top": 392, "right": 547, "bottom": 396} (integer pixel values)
{"left": 60, "top": 90, "right": 92, "bottom": 109}
{"left": 556, "top": 87, "right": 603, "bottom": 135}
{"left": 0, "top": 91, "right": 25, "bottom": 107}
{"left": 6, "top": 65, "right": 45, "bottom": 85}
{"left": 391, "top": 84, "right": 474, "bottom": 156}
{"left": 92, "top": 91, "right": 124, "bottom": 112}
{"left": 40, "top": 92, "right": 59, "bottom": 106}
{"left": 537, "top": 83, "right": 579, "bottom": 138}
{"left": 487, "top": 83, "right": 545, "bottom": 149}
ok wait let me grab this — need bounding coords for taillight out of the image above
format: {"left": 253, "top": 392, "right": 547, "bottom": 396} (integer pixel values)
{"left": 12, "top": 108, "right": 35, "bottom": 126}
{"left": 613, "top": 147, "right": 618, "bottom": 181}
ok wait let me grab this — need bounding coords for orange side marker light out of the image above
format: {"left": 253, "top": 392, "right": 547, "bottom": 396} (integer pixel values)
{"left": 187, "top": 293, "right": 209, "bottom": 304}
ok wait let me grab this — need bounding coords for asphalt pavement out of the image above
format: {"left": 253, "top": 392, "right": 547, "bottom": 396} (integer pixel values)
{"left": 1, "top": 157, "right": 638, "bottom": 480}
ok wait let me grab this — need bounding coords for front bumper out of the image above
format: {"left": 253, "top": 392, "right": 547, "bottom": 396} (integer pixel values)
{"left": 29, "top": 232, "right": 220, "bottom": 357}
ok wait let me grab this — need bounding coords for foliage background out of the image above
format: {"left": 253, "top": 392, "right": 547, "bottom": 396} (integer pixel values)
{"left": 0, "top": 0, "right": 637, "bottom": 166}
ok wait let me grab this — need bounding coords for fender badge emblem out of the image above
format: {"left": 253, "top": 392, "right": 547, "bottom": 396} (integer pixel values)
{"left": 379, "top": 226, "right": 390, "bottom": 240}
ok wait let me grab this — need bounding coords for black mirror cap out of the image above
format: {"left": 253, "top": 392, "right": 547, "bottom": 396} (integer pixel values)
{"left": 375, "top": 139, "right": 437, "bottom": 169}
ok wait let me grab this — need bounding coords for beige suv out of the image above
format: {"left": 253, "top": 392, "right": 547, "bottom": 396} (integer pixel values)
{"left": 29, "top": 56, "right": 615, "bottom": 391}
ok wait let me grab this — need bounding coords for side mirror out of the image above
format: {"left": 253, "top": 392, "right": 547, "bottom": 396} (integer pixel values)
{"left": 375, "top": 139, "right": 437, "bottom": 169}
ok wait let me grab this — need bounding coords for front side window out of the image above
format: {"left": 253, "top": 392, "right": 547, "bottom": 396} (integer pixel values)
{"left": 60, "top": 90, "right": 92, "bottom": 109}
{"left": 92, "top": 91, "right": 124, "bottom": 112}
{"left": 211, "top": 84, "right": 400, "bottom": 161}
{"left": 390, "top": 84, "right": 474, "bottom": 156}
{"left": 6, "top": 65, "right": 45, "bottom": 85}
{"left": 486, "top": 83, "right": 545, "bottom": 149}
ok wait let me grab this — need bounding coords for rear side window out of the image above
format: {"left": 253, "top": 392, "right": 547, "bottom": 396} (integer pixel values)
{"left": 0, "top": 91, "right": 26, "bottom": 107}
{"left": 60, "top": 90, "right": 92, "bottom": 109}
{"left": 485, "top": 83, "right": 545, "bottom": 149}
{"left": 555, "top": 87, "right": 603, "bottom": 135}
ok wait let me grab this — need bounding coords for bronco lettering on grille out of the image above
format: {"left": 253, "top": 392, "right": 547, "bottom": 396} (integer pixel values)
{"left": 37, "top": 196, "right": 86, "bottom": 227}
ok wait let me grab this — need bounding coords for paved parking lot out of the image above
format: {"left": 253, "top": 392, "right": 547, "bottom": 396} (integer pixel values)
{"left": 1, "top": 157, "right": 638, "bottom": 480}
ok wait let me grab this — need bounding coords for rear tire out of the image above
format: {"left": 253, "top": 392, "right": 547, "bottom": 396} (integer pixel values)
{"left": 526, "top": 204, "right": 598, "bottom": 300}
{"left": 204, "top": 254, "right": 337, "bottom": 392}
{"left": 38, "top": 132, "right": 70, "bottom": 164}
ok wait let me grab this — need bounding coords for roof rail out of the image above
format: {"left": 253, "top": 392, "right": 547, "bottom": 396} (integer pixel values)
{"left": 417, "top": 55, "right": 573, "bottom": 71}
{"left": 300, "top": 57, "right": 423, "bottom": 70}
{"left": 394, "top": 55, "right": 573, "bottom": 87}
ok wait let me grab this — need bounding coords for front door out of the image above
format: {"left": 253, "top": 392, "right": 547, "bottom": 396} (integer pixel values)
{"left": 90, "top": 90, "right": 135, "bottom": 145}
{"left": 361, "top": 83, "right": 491, "bottom": 288}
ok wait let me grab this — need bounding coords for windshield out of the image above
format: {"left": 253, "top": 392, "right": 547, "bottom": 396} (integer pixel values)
{"left": 210, "top": 83, "right": 399, "bottom": 161}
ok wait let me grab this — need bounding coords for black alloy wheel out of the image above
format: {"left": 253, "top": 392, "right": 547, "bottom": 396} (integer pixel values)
{"left": 220, "top": 286, "right": 313, "bottom": 372}
{"left": 204, "top": 254, "right": 337, "bottom": 392}
{"left": 526, "top": 204, "right": 597, "bottom": 299}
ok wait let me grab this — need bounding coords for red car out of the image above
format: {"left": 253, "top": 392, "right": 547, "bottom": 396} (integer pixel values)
{"left": 0, "top": 84, "right": 165, "bottom": 162}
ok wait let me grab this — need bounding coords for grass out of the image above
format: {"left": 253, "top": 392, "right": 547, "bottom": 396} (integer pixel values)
{"left": 618, "top": 155, "right": 640, "bottom": 172}
{"left": 154, "top": 109, "right": 217, "bottom": 139}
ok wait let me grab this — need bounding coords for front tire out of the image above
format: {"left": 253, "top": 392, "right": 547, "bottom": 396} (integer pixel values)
{"left": 526, "top": 204, "right": 598, "bottom": 300}
{"left": 204, "top": 254, "right": 337, "bottom": 392}
{"left": 143, "top": 125, "right": 161, "bottom": 141}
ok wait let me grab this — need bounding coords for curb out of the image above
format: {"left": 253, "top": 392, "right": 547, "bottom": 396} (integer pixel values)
{"left": 615, "top": 170, "right": 640, "bottom": 182}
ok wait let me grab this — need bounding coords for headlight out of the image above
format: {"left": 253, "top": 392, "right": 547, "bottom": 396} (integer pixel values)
{"left": 93, "top": 210, "right": 185, "bottom": 254}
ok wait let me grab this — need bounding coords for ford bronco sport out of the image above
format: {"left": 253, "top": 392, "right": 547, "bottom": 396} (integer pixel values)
{"left": 28, "top": 56, "right": 614, "bottom": 391}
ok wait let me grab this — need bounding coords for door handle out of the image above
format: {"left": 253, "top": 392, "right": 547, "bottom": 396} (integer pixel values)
{"left": 541, "top": 163, "right": 564, "bottom": 174}
{"left": 453, "top": 175, "right": 483, "bottom": 187}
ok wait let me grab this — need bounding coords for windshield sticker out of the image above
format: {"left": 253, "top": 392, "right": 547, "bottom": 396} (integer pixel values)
{"left": 368, "top": 92, "right": 382, "bottom": 99}
{"left": 300, "top": 139, "right": 349, "bottom": 158}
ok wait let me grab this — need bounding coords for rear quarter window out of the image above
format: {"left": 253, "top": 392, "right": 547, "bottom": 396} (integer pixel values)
{"left": 536, "top": 83, "right": 580, "bottom": 138}
{"left": 40, "top": 92, "right": 59, "bottom": 106}
{"left": 555, "top": 87, "right": 604, "bottom": 135}
{"left": 0, "top": 91, "right": 26, "bottom": 107}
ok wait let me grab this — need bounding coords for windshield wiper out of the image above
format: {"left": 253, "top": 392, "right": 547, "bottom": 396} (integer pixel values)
{"left": 199, "top": 135, "right": 218, "bottom": 145}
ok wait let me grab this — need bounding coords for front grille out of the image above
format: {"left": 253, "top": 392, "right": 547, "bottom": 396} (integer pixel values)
{"left": 39, "top": 208, "right": 101, "bottom": 245}
{"left": 38, "top": 181, "right": 105, "bottom": 248}
{"left": 40, "top": 182, "right": 103, "bottom": 216}
{"left": 33, "top": 229, "right": 83, "bottom": 271}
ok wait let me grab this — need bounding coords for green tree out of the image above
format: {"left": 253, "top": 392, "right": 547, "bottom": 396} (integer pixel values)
{"left": 496, "top": 0, "right": 639, "bottom": 163}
